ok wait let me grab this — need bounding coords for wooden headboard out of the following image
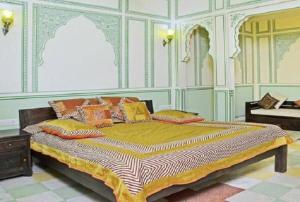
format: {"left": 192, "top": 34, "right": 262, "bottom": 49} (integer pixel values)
{"left": 19, "top": 100, "right": 154, "bottom": 129}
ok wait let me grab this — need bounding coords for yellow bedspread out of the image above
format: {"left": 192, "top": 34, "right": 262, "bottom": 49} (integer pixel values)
{"left": 30, "top": 121, "right": 292, "bottom": 202}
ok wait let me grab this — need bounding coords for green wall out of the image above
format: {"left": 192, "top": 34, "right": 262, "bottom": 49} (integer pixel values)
{"left": 235, "top": 85, "right": 254, "bottom": 118}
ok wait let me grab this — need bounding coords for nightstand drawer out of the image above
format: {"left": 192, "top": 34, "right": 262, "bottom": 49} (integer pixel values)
{"left": 0, "top": 151, "right": 30, "bottom": 179}
{"left": 0, "top": 131, "right": 32, "bottom": 179}
{"left": 0, "top": 139, "right": 27, "bottom": 152}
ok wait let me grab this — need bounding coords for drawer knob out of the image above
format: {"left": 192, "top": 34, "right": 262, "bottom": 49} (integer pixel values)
{"left": 8, "top": 143, "right": 12, "bottom": 147}
{"left": 23, "top": 158, "right": 27, "bottom": 162}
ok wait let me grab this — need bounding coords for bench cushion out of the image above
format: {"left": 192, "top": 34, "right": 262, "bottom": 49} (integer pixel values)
{"left": 251, "top": 108, "right": 300, "bottom": 118}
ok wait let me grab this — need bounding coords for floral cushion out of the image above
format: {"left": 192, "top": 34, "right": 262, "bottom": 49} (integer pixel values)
{"left": 49, "top": 98, "right": 89, "bottom": 120}
{"left": 120, "top": 102, "right": 151, "bottom": 123}
{"left": 151, "top": 110, "right": 204, "bottom": 124}
{"left": 77, "top": 105, "right": 113, "bottom": 128}
{"left": 40, "top": 119, "right": 104, "bottom": 139}
{"left": 98, "top": 97, "right": 139, "bottom": 122}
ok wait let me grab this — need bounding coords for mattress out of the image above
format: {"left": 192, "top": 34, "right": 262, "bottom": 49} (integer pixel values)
{"left": 30, "top": 121, "right": 292, "bottom": 202}
{"left": 251, "top": 108, "right": 300, "bottom": 118}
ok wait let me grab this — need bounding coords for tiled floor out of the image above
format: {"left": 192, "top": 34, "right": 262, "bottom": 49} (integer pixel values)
{"left": 0, "top": 132, "right": 299, "bottom": 202}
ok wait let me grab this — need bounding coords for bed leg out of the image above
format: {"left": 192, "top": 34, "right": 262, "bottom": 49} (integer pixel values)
{"left": 275, "top": 145, "right": 287, "bottom": 173}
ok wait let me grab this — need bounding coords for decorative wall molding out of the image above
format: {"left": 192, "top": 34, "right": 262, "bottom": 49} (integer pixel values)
{"left": 235, "top": 15, "right": 300, "bottom": 117}
{"left": 125, "top": 17, "right": 148, "bottom": 88}
{"left": 181, "top": 87, "right": 215, "bottom": 120}
{"left": 229, "top": 89, "right": 235, "bottom": 121}
{"left": 175, "top": 0, "right": 212, "bottom": 19}
{"left": 234, "top": 85, "right": 254, "bottom": 118}
{"left": 256, "top": 35, "right": 272, "bottom": 83}
{"left": 215, "top": 0, "right": 225, "bottom": 10}
{"left": 229, "top": 12, "right": 248, "bottom": 58}
{"left": 227, "top": 0, "right": 266, "bottom": 8}
{"left": 180, "top": 17, "right": 214, "bottom": 63}
{"left": 193, "top": 28, "right": 210, "bottom": 86}
{"left": 33, "top": 4, "right": 121, "bottom": 68}
{"left": 2, "top": 0, "right": 300, "bottom": 129}
{"left": 22, "top": 2, "right": 28, "bottom": 92}
{"left": 150, "top": 20, "right": 172, "bottom": 88}
{"left": 259, "top": 84, "right": 300, "bottom": 98}
{"left": 274, "top": 32, "right": 300, "bottom": 64}
{"left": 126, "top": 0, "right": 171, "bottom": 20}
{"left": 42, "top": 0, "right": 122, "bottom": 12}
{"left": 228, "top": 1, "right": 300, "bottom": 58}
{"left": 256, "top": 20, "right": 271, "bottom": 34}
{"left": 0, "top": 0, "right": 28, "bottom": 93}
{"left": 214, "top": 90, "right": 228, "bottom": 121}
{"left": 0, "top": 88, "right": 172, "bottom": 100}
{"left": 32, "top": 4, "right": 121, "bottom": 92}
{"left": 274, "top": 32, "right": 300, "bottom": 82}
{"left": 175, "top": 88, "right": 183, "bottom": 110}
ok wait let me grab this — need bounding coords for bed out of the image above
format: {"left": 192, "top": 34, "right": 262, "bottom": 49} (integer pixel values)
{"left": 20, "top": 100, "right": 291, "bottom": 202}
{"left": 246, "top": 101, "right": 300, "bottom": 131}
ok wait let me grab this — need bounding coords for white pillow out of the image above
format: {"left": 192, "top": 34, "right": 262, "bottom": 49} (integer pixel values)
{"left": 270, "top": 93, "right": 287, "bottom": 109}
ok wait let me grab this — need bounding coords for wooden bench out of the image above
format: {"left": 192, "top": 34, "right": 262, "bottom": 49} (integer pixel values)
{"left": 246, "top": 101, "right": 300, "bottom": 131}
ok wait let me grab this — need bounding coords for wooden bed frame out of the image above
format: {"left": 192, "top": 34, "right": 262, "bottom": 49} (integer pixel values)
{"left": 19, "top": 100, "right": 288, "bottom": 202}
{"left": 246, "top": 101, "right": 300, "bottom": 131}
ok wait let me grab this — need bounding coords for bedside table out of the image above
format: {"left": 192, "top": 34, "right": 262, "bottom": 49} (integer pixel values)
{"left": 0, "top": 129, "right": 32, "bottom": 180}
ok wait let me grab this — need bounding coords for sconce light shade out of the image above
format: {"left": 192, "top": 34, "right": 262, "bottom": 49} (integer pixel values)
{"left": 1, "top": 10, "right": 14, "bottom": 35}
{"left": 167, "top": 29, "right": 175, "bottom": 38}
{"left": 163, "top": 29, "right": 175, "bottom": 47}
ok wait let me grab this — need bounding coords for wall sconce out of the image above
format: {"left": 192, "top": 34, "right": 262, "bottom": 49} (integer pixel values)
{"left": 1, "top": 10, "right": 14, "bottom": 35}
{"left": 163, "top": 29, "right": 175, "bottom": 47}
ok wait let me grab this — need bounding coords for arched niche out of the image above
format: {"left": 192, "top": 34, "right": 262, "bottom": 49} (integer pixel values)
{"left": 228, "top": 1, "right": 300, "bottom": 58}
{"left": 234, "top": 7, "right": 300, "bottom": 87}
{"left": 38, "top": 16, "right": 118, "bottom": 92}
{"left": 181, "top": 18, "right": 214, "bottom": 63}
{"left": 185, "top": 27, "right": 214, "bottom": 86}
{"left": 226, "top": 0, "right": 300, "bottom": 90}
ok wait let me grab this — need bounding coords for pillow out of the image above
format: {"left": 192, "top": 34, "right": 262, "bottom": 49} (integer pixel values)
{"left": 49, "top": 98, "right": 89, "bottom": 120}
{"left": 258, "top": 93, "right": 279, "bottom": 109}
{"left": 87, "top": 98, "right": 100, "bottom": 105}
{"left": 23, "top": 123, "right": 43, "bottom": 135}
{"left": 120, "top": 102, "right": 151, "bottom": 123}
{"left": 98, "top": 97, "right": 139, "bottom": 122}
{"left": 151, "top": 110, "right": 204, "bottom": 124}
{"left": 77, "top": 105, "right": 113, "bottom": 128}
{"left": 40, "top": 119, "right": 103, "bottom": 139}
{"left": 270, "top": 93, "right": 287, "bottom": 109}
{"left": 294, "top": 100, "right": 300, "bottom": 106}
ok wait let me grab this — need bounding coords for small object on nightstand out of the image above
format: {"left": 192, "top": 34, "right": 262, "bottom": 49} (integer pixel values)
{"left": 0, "top": 129, "right": 32, "bottom": 180}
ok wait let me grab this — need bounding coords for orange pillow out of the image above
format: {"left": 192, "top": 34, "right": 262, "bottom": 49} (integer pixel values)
{"left": 40, "top": 119, "right": 104, "bottom": 139}
{"left": 49, "top": 98, "right": 89, "bottom": 119}
{"left": 87, "top": 98, "right": 100, "bottom": 105}
{"left": 294, "top": 100, "right": 300, "bottom": 106}
{"left": 98, "top": 97, "right": 139, "bottom": 122}
{"left": 77, "top": 105, "right": 113, "bottom": 128}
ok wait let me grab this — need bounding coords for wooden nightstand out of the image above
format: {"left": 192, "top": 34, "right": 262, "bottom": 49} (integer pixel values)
{"left": 0, "top": 129, "right": 32, "bottom": 180}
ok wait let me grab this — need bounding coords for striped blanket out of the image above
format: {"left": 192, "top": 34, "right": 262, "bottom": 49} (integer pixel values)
{"left": 30, "top": 121, "right": 292, "bottom": 202}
